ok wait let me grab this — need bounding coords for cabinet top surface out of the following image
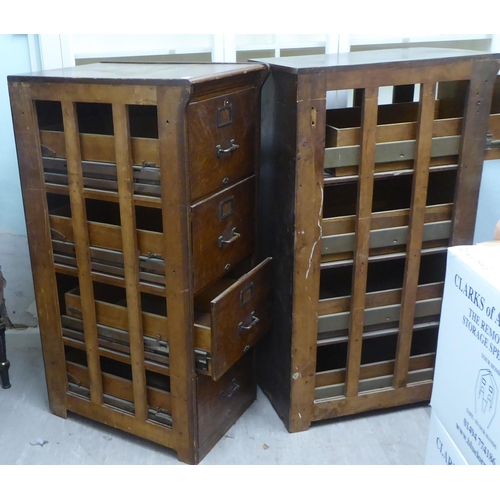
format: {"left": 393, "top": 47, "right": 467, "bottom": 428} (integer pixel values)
{"left": 252, "top": 47, "right": 500, "bottom": 73}
{"left": 8, "top": 62, "right": 266, "bottom": 85}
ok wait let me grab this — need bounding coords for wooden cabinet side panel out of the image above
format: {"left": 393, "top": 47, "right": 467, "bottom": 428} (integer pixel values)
{"left": 256, "top": 71, "right": 297, "bottom": 429}
{"left": 451, "top": 59, "right": 500, "bottom": 245}
{"left": 8, "top": 81, "right": 67, "bottom": 417}
{"left": 157, "top": 85, "right": 198, "bottom": 464}
{"left": 288, "top": 73, "right": 326, "bottom": 431}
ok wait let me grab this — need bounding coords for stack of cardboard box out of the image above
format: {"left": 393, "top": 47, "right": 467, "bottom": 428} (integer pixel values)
{"left": 426, "top": 242, "right": 500, "bottom": 465}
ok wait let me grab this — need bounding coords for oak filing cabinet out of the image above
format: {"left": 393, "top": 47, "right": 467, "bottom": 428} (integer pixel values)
{"left": 253, "top": 48, "right": 500, "bottom": 432}
{"left": 8, "top": 62, "right": 270, "bottom": 464}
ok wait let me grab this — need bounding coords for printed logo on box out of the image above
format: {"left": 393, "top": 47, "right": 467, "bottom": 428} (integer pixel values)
{"left": 476, "top": 369, "right": 498, "bottom": 429}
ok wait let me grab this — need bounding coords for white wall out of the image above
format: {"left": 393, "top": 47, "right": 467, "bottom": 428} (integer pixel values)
{"left": 1, "top": 33, "right": 499, "bottom": 327}
{"left": 0, "top": 34, "right": 37, "bottom": 327}
{"left": 474, "top": 159, "right": 500, "bottom": 243}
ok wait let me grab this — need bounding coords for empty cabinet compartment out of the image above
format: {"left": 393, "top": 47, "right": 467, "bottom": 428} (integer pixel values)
{"left": 65, "top": 346, "right": 172, "bottom": 426}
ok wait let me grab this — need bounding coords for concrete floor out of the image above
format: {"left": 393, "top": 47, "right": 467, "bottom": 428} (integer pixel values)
{"left": 0, "top": 330, "right": 432, "bottom": 465}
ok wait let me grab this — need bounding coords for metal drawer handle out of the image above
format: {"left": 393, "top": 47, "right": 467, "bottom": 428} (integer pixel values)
{"left": 218, "top": 227, "right": 240, "bottom": 248}
{"left": 216, "top": 139, "right": 240, "bottom": 158}
{"left": 139, "top": 252, "right": 163, "bottom": 262}
{"left": 220, "top": 379, "right": 240, "bottom": 399}
{"left": 486, "top": 132, "right": 500, "bottom": 150}
{"left": 238, "top": 312, "right": 259, "bottom": 334}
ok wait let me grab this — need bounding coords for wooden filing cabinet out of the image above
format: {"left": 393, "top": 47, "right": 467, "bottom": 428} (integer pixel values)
{"left": 8, "top": 62, "right": 270, "bottom": 464}
{"left": 253, "top": 48, "right": 500, "bottom": 432}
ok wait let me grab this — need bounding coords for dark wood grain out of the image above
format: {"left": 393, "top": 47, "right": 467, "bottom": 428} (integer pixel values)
{"left": 191, "top": 176, "right": 255, "bottom": 293}
{"left": 196, "top": 351, "right": 255, "bottom": 449}
{"left": 253, "top": 48, "right": 499, "bottom": 430}
{"left": 255, "top": 70, "right": 298, "bottom": 429}
{"left": 253, "top": 48, "right": 495, "bottom": 73}
{"left": 451, "top": 59, "right": 500, "bottom": 244}
{"left": 210, "top": 257, "right": 272, "bottom": 380}
{"left": 10, "top": 62, "right": 265, "bottom": 87}
{"left": 188, "top": 86, "right": 259, "bottom": 201}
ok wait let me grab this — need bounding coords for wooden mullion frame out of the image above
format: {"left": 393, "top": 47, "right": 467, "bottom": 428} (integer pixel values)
{"left": 8, "top": 82, "right": 68, "bottom": 417}
{"left": 25, "top": 83, "right": 156, "bottom": 105}
{"left": 325, "top": 60, "right": 475, "bottom": 92}
{"left": 451, "top": 59, "right": 499, "bottom": 245}
{"left": 315, "top": 352, "right": 436, "bottom": 388}
{"left": 313, "top": 381, "right": 432, "bottom": 421}
{"left": 288, "top": 73, "right": 326, "bottom": 432}
{"left": 112, "top": 103, "right": 148, "bottom": 422}
{"left": 66, "top": 394, "right": 175, "bottom": 449}
{"left": 393, "top": 82, "right": 436, "bottom": 388}
{"left": 318, "top": 281, "right": 444, "bottom": 317}
{"left": 156, "top": 85, "right": 197, "bottom": 464}
{"left": 61, "top": 100, "right": 103, "bottom": 405}
{"left": 344, "top": 87, "right": 378, "bottom": 398}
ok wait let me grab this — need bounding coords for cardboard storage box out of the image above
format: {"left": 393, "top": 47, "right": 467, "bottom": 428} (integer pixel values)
{"left": 431, "top": 244, "right": 500, "bottom": 465}
{"left": 425, "top": 408, "right": 468, "bottom": 465}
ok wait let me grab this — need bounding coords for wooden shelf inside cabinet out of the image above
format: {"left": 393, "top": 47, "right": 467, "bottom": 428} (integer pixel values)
{"left": 8, "top": 62, "right": 270, "bottom": 464}
{"left": 253, "top": 48, "right": 500, "bottom": 432}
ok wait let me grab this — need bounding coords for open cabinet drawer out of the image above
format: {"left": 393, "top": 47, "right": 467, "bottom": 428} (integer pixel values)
{"left": 194, "top": 256, "right": 272, "bottom": 380}
{"left": 64, "top": 257, "right": 272, "bottom": 381}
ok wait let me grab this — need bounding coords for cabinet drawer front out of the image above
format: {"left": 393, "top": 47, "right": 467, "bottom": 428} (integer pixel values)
{"left": 191, "top": 176, "right": 255, "bottom": 293}
{"left": 197, "top": 351, "right": 255, "bottom": 447}
{"left": 209, "top": 257, "right": 272, "bottom": 380}
{"left": 188, "top": 87, "right": 258, "bottom": 201}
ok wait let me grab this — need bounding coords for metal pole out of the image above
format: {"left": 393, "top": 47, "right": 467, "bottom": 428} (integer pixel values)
{"left": 0, "top": 318, "right": 11, "bottom": 389}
